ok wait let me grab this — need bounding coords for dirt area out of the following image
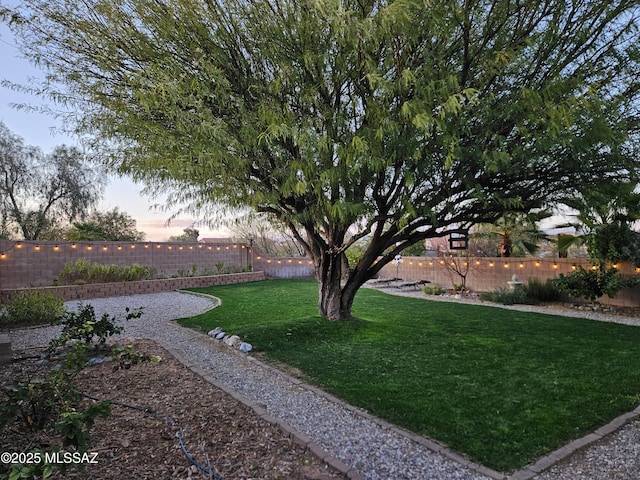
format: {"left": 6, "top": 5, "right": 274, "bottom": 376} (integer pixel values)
{"left": 0, "top": 339, "right": 347, "bottom": 480}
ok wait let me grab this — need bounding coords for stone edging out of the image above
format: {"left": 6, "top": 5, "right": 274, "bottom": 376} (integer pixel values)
{"left": 168, "top": 289, "right": 640, "bottom": 480}
{"left": 506, "top": 407, "right": 640, "bottom": 480}
{"left": 163, "top": 341, "right": 364, "bottom": 480}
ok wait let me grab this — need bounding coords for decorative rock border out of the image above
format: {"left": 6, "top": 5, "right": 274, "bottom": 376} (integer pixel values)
{"left": 207, "top": 327, "right": 253, "bottom": 353}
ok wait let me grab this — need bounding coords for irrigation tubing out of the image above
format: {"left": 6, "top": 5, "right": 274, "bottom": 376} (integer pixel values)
{"left": 83, "top": 393, "right": 225, "bottom": 480}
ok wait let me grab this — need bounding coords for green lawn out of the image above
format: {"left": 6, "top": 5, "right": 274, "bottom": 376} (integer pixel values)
{"left": 178, "top": 279, "right": 640, "bottom": 472}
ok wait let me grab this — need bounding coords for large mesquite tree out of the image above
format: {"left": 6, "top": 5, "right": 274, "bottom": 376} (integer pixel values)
{"left": 0, "top": 122, "right": 103, "bottom": 240}
{"left": 5, "top": 0, "right": 640, "bottom": 319}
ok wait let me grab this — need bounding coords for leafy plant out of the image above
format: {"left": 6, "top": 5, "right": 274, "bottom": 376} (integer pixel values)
{"left": 553, "top": 265, "right": 637, "bottom": 303}
{"left": 50, "top": 304, "right": 143, "bottom": 349}
{"left": 423, "top": 285, "right": 445, "bottom": 295}
{"left": 56, "top": 403, "right": 112, "bottom": 451}
{"left": 523, "top": 277, "right": 561, "bottom": 303}
{"left": 110, "top": 344, "right": 162, "bottom": 371}
{"left": 59, "top": 259, "right": 156, "bottom": 285}
{"left": 0, "top": 291, "right": 66, "bottom": 328}
{"left": 480, "top": 287, "right": 531, "bottom": 305}
{"left": 4, "top": 450, "right": 55, "bottom": 480}
{"left": 1, "top": 303, "right": 147, "bottom": 479}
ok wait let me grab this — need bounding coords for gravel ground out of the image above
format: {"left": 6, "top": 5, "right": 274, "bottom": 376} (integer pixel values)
{"left": 6, "top": 288, "right": 640, "bottom": 480}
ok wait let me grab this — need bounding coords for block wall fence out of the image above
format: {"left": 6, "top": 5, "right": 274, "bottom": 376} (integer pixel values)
{"left": 0, "top": 239, "right": 261, "bottom": 303}
{"left": 2, "top": 239, "right": 640, "bottom": 307}
{"left": 377, "top": 256, "right": 640, "bottom": 307}
{"left": 0, "top": 240, "right": 253, "bottom": 289}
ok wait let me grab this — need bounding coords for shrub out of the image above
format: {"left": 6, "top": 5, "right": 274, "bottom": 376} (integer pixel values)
{"left": 523, "top": 277, "right": 561, "bottom": 303}
{"left": 50, "top": 304, "right": 144, "bottom": 349}
{"left": 59, "top": 259, "right": 156, "bottom": 284}
{"left": 0, "top": 291, "right": 66, "bottom": 328}
{"left": 423, "top": 285, "right": 445, "bottom": 295}
{"left": 553, "top": 265, "right": 637, "bottom": 303}
{"left": 480, "top": 287, "right": 531, "bottom": 305}
{"left": 1, "top": 303, "right": 147, "bottom": 478}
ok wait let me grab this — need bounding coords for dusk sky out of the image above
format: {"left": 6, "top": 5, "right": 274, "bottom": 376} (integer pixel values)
{"left": 0, "top": 9, "right": 231, "bottom": 242}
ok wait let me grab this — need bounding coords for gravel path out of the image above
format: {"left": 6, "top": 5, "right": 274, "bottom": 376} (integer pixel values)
{"left": 6, "top": 289, "right": 640, "bottom": 480}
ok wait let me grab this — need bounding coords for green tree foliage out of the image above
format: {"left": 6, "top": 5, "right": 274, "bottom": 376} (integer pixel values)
{"left": 554, "top": 265, "right": 637, "bottom": 303}
{"left": 473, "top": 211, "right": 551, "bottom": 257}
{"left": 6, "top": 1, "right": 640, "bottom": 319}
{"left": 66, "top": 207, "right": 145, "bottom": 241}
{"left": 557, "top": 182, "right": 640, "bottom": 262}
{"left": 588, "top": 222, "right": 640, "bottom": 266}
{"left": 0, "top": 122, "right": 104, "bottom": 240}
{"left": 168, "top": 227, "right": 200, "bottom": 243}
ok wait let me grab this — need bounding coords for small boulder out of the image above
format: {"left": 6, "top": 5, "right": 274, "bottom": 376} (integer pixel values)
{"left": 225, "top": 335, "right": 242, "bottom": 347}
{"left": 238, "top": 342, "right": 252, "bottom": 353}
{"left": 215, "top": 331, "right": 226, "bottom": 340}
{"left": 208, "top": 327, "right": 223, "bottom": 337}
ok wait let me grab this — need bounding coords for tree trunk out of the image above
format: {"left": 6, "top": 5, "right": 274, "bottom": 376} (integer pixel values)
{"left": 315, "top": 249, "right": 361, "bottom": 320}
{"left": 499, "top": 234, "right": 512, "bottom": 257}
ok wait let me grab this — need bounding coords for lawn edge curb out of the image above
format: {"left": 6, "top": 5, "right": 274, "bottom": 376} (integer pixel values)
{"left": 163, "top": 342, "right": 366, "bottom": 480}
{"left": 507, "top": 409, "right": 640, "bottom": 479}
{"left": 226, "top": 340, "right": 505, "bottom": 480}
{"left": 170, "top": 289, "right": 640, "bottom": 480}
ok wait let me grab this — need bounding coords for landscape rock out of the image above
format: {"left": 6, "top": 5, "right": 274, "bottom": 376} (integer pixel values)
{"left": 224, "top": 335, "right": 242, "bottom": 347}
{"left": 215, "top": 331, "right": 226, "bottom": 340}
{"left": 238, "top": 342, "right": 252, "bottom": 353}
{"left": 208, "top": 327, "right": 223, "bottom": 337}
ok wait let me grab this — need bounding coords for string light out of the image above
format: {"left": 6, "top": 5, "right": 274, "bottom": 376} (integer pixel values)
{"left": 0, "top": 239, "right": 255, "bottom": 274}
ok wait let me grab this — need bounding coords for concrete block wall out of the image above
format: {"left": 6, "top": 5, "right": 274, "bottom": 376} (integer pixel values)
{"left": 0, "top": 240, "right": 252, "bottom": 289}
{"left": 377, "top": 256, "right": 640, "bottom": 307}
{"left": 254, "top": 254, "right": 315, "bottom": 278}
{"left": 2, "top": 237, "right": 640, "bottom": 307}
{"left": 0, "top": 271, "right": 265, "bottom": 304}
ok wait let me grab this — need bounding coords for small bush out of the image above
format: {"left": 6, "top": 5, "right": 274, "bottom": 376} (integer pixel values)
{"left": 0, "top": 291, "right": 66, "bottom": 328}
{"left": 423, "top": 285, "right": 445, "bottom": 295}
{"left": 553, "top": 265, "right": 637, "bottom": 302}
{"left": 480, "top": 287, "right": 531, "bottom": 305}
{"left": 50, "top": 304, "right": 144, "bottom": 349}
{"left": 524, "top": 277, "right": 561, "bottom": 302}
{"left": 59, "top": 259, "right": 156, "bottom": 284}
